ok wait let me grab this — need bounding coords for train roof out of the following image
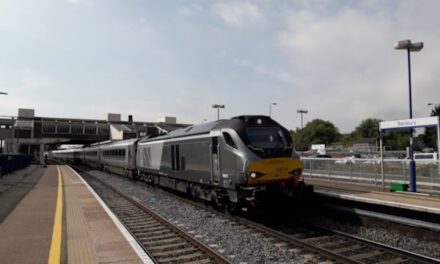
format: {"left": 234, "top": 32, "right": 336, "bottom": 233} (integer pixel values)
{"left": 139, "top": 115, "right": 280, "bottom": 143}
{"left": 90, "top": 138, "right": 140, "bottom": 148}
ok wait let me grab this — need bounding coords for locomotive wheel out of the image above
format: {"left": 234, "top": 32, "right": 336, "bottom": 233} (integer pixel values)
{"left": 224, "top": 201, "right": 238, "bottom": 214}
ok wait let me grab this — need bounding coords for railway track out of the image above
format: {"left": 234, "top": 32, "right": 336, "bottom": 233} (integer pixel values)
{"left": 236, "top": 218, "right": 440, "bottom": 264}
{"left": 82, "top": 172, "right": 232, "bottom": 264}
{"left": 77, "top": 166, "right": 439, "bottom": 264}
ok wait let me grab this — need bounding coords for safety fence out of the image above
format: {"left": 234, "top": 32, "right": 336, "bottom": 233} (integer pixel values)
{"left": 301, "top": 157, "right": 440, "bottom": 190}
{"left": 0, "top": 154, "right": 32, "bottom": 177}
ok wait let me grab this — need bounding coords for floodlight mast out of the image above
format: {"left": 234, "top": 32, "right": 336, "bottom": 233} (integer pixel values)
{"left": 212, "top": 104, "right": 225, "bottom": 120}
{"left": 269, "top": 102, "right": 277, "bottom": 117}
{"left": 394, "top": 39, "right": 424, "bottom": 192}
{"left": 297, "top": 109, "right": 308, "bottom": 156}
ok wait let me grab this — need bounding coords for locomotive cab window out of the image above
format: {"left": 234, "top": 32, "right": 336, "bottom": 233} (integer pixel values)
{"left": 223, "top": 132, "right": 237, "bottom": 149}
{"left": 246, "top": 127, "right": 288, "bottom": 149}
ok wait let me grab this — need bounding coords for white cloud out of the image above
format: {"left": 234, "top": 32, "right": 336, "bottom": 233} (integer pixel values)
{"left": 278, "top": 8, "right": 394, "bottom": 68}
{"left": 66, "top": 0, "right": 88, "bottom": 4}
{"left": 212, "top": 2, "right": 266, "bottom": 29}
{"left": 177, "top": 4, "right": 203, "bottom": 17}
{"left": 20, "top": 70, "right": 54, "bottom": 90}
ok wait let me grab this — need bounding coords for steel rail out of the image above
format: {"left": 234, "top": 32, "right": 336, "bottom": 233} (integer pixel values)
{"left": 70, "top": 163, "right": 439, "bottom": 264}
{"left": 78, "top": 167, "right": 232, "bottom": 264}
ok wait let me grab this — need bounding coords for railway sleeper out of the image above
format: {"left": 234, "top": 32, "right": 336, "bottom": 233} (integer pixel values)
{"left": 117, "top": 212, "right": 151, "bottom": 218}
{"left": 129, "top": 223, "right": 164, "bottom": 231}
{"left": 153, "top": 246, "right": 198, "bottom": 258}
{"left": 185, "top": 258, "right": 215, "bottom": 264}
{"left": 124, "top": 220, "right": 159, "bottom": 228}
{"left": 142, "top": 237, "right": 188, "bottom": 248}
{"left": 124, "top": 221, "right": 162, "bottom": 228}
{"left": 351, "top": 250, "right": 386, "bottom": 261}
{"left": 138, "top": 232, "right": 177, "bottom": 241}
{"left": 301, "top": 235, "right": 334, "bottom": 243}
{"left": 140, "top": 236, "right": 183, "bottom": 245}
{"left": 332, "top": 244, "right": 366, "bottom": 254}
{"left": 118, "top": 214, "right": 152, "bottom": 220}
{"left": 148, "top": 241, "right": 189, "bottom": 252}
{"left": 128, "top": 225, "right": 169, "bottom": 233}
{"left": 158, "top": 252, "right": 208, "bottom": 264}
{"left": 125, "top": 221, "right": 162, "bottom": 228}
{"left": 376, "top": 257, "right": 408, "bottom": 264}
{"left": 319, "top": 240, "right": 350, "bottom": 249}
{"left": 132, "top": 228, "right": 171, "bottom": 237}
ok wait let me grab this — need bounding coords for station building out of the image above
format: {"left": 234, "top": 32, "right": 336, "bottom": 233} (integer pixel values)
{"left": 0, "top": 108, "right": 188, "bottom": 159}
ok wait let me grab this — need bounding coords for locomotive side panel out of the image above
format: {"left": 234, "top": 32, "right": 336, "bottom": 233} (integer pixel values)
{"left": 158, "top": 137, "right": 212, "bottom": 185}
{"left": 178, "top": 138, "right": 212, "bottom": 184}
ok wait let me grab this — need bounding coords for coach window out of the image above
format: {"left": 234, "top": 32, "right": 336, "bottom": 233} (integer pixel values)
{"left": 171, "top": 145, "right": 175, "bottom": 170}
{"left": 223, "top": 132, "right": 237, "bottom": 149}
{"left": 175, "top": 145, "right": 180, "bottom": 171}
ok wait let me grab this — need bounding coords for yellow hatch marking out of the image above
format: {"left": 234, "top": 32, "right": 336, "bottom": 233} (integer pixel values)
{"left": 48, "top": 166, "right": 63, "bottom": 264}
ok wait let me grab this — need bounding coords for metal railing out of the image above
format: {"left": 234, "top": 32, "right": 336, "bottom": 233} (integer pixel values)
{"left": 301, "top": 157, "right": 440, "bottom": 190}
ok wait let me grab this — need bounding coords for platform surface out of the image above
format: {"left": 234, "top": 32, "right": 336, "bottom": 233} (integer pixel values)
{"left": 307, "top": 178, "right": 440, "bottom": 214}
{"left": 0, "top": 165, "right": 149, "bottom": 264}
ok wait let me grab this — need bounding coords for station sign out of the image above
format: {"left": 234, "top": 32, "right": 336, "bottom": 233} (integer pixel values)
{"left": 379, "top": 116, "right": 439, "bottom": 131}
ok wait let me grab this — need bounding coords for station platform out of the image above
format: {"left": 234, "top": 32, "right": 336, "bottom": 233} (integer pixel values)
{"left": 306, "top": 178, "right": 440, "bottom": 215}
{"left": 0, "top": 165, "right": 152, "bottom": 264}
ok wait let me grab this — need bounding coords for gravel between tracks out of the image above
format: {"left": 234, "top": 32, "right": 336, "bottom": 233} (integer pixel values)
{"left": 85, "top": 170, "right": 311, "bottom": 264}
{"left": 85, "top": 170, "right": 440, "bottom": 263}
{"left": 307, "top": 216, "right": 440, "bottom": 260}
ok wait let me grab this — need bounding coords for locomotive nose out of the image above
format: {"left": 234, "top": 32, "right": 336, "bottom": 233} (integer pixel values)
{"left": 247, "top": 158, "right": 302, "bottom": 185}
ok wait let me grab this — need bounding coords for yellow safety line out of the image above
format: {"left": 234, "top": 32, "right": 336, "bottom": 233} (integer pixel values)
{"left": 48, "top": 166, "right": 63, "bottom": 264}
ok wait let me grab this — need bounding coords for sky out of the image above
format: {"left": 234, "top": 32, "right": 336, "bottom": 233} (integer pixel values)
{"left": 1, "top": 0, "right": 439, "bottom": 133}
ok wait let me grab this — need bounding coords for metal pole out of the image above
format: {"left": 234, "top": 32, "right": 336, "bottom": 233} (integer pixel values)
{"left": 11, "top": 117, "right": 15, "bottom": 154}
{"left": 300, "top": 112, "right": 304, "bottom": 156}
{"left": 407, "top": 48, "right": 417, "bottom": 192}
{"left": 380, "top": 132, "right": 384, "bottom": 191}
{"left": 217, "top": 108, "right": 220, "bottom": 120}
{"left": 437, "top": 117, "right": 440, "bottom": 179}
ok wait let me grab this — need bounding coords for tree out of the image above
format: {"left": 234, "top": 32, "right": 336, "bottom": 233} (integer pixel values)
{"left": 383, "top": 131, "right": 409, "bottom": 151}
{"left": 291, "top": 119, "right": 341, "bottom": 151}
{"left": 352, "top": 118, "right": 382, "bottom": 139}
{"left": 422, "top": 104, "right": 440, "bottom": 151}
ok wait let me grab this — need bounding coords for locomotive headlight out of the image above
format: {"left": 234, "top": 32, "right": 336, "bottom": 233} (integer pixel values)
{"left": 249, "top": 171, "right": 264, "bottom": 179}
{"left": 289, "top": 169, "right": 302, "bottom": 176}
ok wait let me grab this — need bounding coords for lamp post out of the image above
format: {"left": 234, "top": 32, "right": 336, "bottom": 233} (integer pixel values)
{"left": 394, "top": 39, "right": 423, "bottom": 192}
{"left": 269, "top": 102, "right": 277, "bottom": 118}
{"left": 0, "top": 93, "right": 9, "bottom": 153}
{"left": 297, "top": 109, "right": 308, "bottom": 156}
{"left": 212, "top": 104, "right": 225, "bottom": 120}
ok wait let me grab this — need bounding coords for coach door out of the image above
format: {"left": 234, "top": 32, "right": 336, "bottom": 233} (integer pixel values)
{"left": 211, "top": 137, "right": 221, "bottom": 185}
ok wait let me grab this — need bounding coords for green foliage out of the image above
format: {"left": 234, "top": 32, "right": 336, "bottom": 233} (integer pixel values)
{"left": 422, "top": 104, "right": 440, "bottom": 151}
{"left": 352, "top": 118, "right": 382, "bottom": 139}
{"left": 290, "top": 119, "right": 341, "bottom": 151}
{"left": 289, "top": 109, "right": 439, "bottom": 152}
{"left": 383, "top": 130, "right": 409, "bottom": 150}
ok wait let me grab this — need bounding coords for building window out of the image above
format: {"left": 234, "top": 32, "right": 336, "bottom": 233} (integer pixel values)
{"left": 85, "top": 126, "right": 97, "bottom": 134}
{"left": 15, "top": 129, "right": 32, "bottom": 138}
{"left": 57, "top": 125, "right": 70, "bottom": 134}
{"left": 98, "top": 127, "right": 109, "bottom": 135}
{"left": 42, "top": 125, "right": 56, "bottom": 134}
{"left": 71, "top": 125, "right": 83, "bottom": 134}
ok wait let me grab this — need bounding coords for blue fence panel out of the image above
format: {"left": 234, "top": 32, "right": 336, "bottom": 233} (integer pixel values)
{"left": 0, "top": 154, "right": 32, "bottom": 177}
